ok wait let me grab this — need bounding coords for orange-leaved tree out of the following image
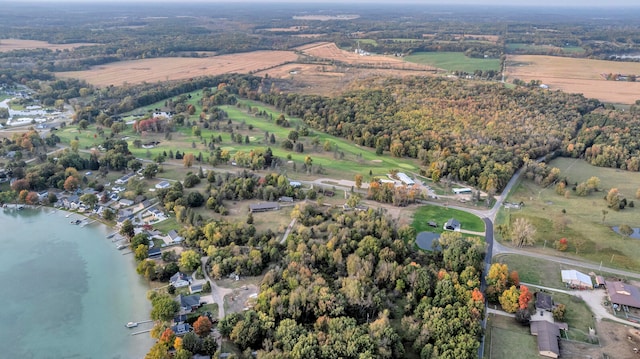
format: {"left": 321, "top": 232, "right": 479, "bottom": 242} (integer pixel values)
{"left": 193, "top": 316, "right": 213, "bottom": 337}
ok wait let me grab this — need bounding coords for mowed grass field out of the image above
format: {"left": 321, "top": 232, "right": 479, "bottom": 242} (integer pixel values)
{"left": 505, "top": 54, "right": 640, "bottom": 104}
{"left": 55, "top": 50, "right": 299, "bottom": 87}
{"left": 411, "top": 205, "right": 485, "bottom": 234}
{"left": 498, "top": 157, "right": 640, "bottom": 271}
{"left": 54, "top": 91, "right": 421, "bottom": 181}
{"left": 404, "top": 52, "right": 501, "bottom": 73}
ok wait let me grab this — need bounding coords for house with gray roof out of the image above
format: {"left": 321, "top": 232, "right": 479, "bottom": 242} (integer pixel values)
{"left": 176, "top": 294, "right": 201, "bottom": 314}
{"left": 530, "top": 321, "right": 561, "bottom": 358}
{"left": 170, "top": 272, "right": 191, "bottom": 288}
{"left": 170, "top": 323, "right": 193, "bottom": 336}
{"left": 444, "top": 218, "right": 461, "bottom": 231}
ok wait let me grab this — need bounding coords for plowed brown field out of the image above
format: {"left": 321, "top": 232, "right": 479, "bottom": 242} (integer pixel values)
{"left": 506, "top": 55, "right": 640, "bottom": 104}
{"left": 0, "top": 39, "right": 95, "bottom": 52}
{"left": 55, "top": 50, "right": 298, "bottom": 87}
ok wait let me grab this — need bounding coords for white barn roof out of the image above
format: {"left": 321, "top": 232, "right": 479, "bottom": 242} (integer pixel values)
{"left": 561, "top": 270, "right": 593, "bottom": 289}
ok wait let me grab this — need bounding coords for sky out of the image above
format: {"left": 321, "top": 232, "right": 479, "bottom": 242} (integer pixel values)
{"left": 11, "top": 0, "right": 640, "bottom": 6}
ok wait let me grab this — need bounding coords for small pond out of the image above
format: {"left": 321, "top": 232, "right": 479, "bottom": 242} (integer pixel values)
{"left": 612, "top": 226, "right": 640, "bottom": 239}
{"left": 416, "top": 231, "right": 441, "bottom": 251}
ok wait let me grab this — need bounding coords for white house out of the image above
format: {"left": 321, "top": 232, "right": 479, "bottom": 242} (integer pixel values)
{"left": 170, "top": 272, "right": 192, "bottom": 288}
{"left": 167, "top": 229, "right": 183, "bottom": 244}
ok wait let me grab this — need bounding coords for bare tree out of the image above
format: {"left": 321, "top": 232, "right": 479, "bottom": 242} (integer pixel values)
{"left": 511, "top": 218, "right": 537, "bottom": 247}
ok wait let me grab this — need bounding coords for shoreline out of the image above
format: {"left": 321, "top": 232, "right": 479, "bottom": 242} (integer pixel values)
{"left": 0, "top": 205, "right": 154, "bottom": 358}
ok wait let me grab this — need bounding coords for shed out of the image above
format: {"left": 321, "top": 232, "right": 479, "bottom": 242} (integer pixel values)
{"left": 561, "top": 270, "right": 593, "bottom": 289}
{"left": 444, "top": 218, "right": 461, "bottom": 231}
{"left": 249, "top": 202, "right": 280, "bottom": 213}
{"left": 595, "top": 275, "right": 605, "bottom": 288}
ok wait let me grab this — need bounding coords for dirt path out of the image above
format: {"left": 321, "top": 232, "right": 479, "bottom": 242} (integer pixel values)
{"left": 200, "top": 256, "right": 233, "bottom": 320}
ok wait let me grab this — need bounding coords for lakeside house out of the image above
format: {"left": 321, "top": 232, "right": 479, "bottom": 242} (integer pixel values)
{"left": 176, "top": 294, "right": 201, "bottom": 314}
{"left": 170, "top": 272, "right": 192, "bottom": 288}
{"left": 170, "top": 323, "right": 193, "bottom": 336}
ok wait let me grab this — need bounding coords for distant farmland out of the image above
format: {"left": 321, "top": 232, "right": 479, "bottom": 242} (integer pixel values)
{"left": 55, "top": 50, "right": 298, "bottom": 87}
{"left": 404, "top": 51, "right": 501, "bottom": 73}
{"left": 0, "top": 39, "right": 95, "bottom": 52}
{"left": 506, "top": 55, "right": 640, "bottom": 104}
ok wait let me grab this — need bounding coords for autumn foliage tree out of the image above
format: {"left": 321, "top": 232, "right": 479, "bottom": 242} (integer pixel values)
{"left": 518, "top": 285, "right": 533, "bottom": 310}
{"left": 499, "top": 285, "right": 520, "bottom": 313}
{"left": 508, "top": 270, "right": 520, "bottom": 287}
{"left": 193, "top": 316, "right": 213, "bottom": 337}
{"left": 63, "top": 175, "right": 79, "bottom": 192}
{"left": 486, "top": 263, "right": 509, "bottom": 302}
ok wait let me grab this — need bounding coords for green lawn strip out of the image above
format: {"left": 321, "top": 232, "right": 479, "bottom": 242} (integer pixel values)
{"left": 189, "top": 303, "right": 219, "bottom": 320}
{"left": 151, "top": 217, "right": 181, "bottom": 234}
{"left": 404, "top": 51, "right": 500, "bottom": 72}
{"left": 493, "top": 254, "right": 640, "bottom": 288}
{"left": 485, "top": 314, "right": 537, "bottom": 359}
{"left": 411, "top": 204, "right": 485, "bottom": 234}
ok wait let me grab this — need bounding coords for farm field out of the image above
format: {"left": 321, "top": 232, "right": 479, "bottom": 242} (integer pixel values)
{"left": 505, "top": 54, "right": 640, "bottom": 104}
{"left": 296, "top": 42, "right": 437, "bottom": 71}
{"left": 0, "top": 38, "right": 95, "bottom": 52}
{"left": 55, "top": 50, "right": 299, "bottom": 87}
{"left": 404, "top": 51, "right": 501, "bottom": 72}
{"left": 498, "top": 157, "right": 640, "bottom": 271}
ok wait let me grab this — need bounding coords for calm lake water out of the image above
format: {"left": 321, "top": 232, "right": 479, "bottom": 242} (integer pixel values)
{"left": 0, "top": 207, "right": 154, "bottom": 358}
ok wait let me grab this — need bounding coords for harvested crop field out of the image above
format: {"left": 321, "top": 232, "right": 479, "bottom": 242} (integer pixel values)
{"left": 297, "top": 42, "right": 436, "bottom": 72}
{"left": 0, "top": 39, "right": 95, "bottom": 52}
{"left": 256, "top": 63, "right": 437, "bottom": 96}
{"left": 55, "top": 50, "right": 298, "bottom": 87}
{"left": 506, "top": 55, "right": 640, "bottom": 104}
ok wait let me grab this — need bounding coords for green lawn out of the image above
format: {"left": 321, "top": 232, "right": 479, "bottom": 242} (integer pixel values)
{"left": 485, "top": 314, "right": 537, "bottom": 359}
{"left": 55, "top": 92, "right": 421, "bottom": 181}
{"left": 499, "top": 157, "right": 640, "bottom": 271}
{"left": 411, "top": 204, "right": 485, "bottom": 234}
{"left": 404, "top": 51, "right": 501, "bottom": 72}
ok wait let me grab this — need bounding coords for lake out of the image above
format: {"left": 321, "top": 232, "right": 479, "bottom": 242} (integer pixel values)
{"left": 0, "top": 207, "right": 154, "bottom": 358}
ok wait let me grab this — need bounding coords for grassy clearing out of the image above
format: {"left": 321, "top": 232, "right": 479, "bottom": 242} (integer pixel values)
{"left": 552, "top": 292, "right": 596, "bottom": 342}
{"left": 494, "top": 254, "right": 640, "bottom": 287}
{"left": 411, "top": 204, "right": 485, "bottom": 234}
{"left": 485, "top": 314, "right": 537, "bottom": 359}
{"left": 404, "top": 51, "right": 500, "bottom": 72}
{"left": 500, "top": 157, "right": 640, "bottom": 271}
{"left": 357, "top": 39, "right": 378, "bottom": 46}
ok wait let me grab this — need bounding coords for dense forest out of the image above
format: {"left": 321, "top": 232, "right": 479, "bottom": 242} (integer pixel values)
{"left": 174, "top": 205, "right": 485, "bottom": 358}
